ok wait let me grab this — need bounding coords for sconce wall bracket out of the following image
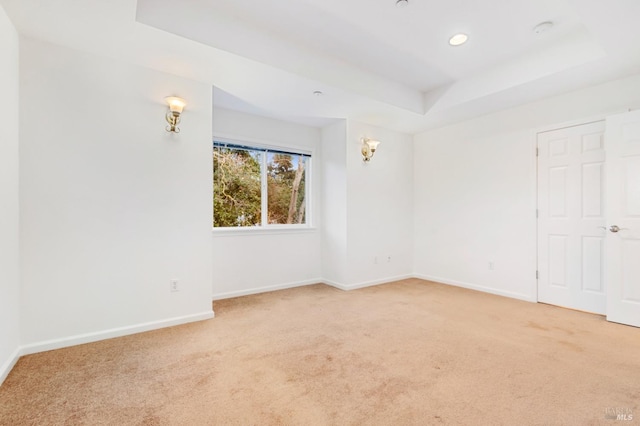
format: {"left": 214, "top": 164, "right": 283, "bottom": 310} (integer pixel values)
{"left": 166, "top": 111, "right": 181, "bottom": 133}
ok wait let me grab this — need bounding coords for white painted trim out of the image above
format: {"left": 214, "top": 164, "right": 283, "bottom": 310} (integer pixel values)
{"left": 212, "top": 278, "right": 323, "bottom": 300}
{"left": 212, "top": 227, "right": 318, "bottom": 237}
{"left": 0, "top": 346, "right": 21, "bottom": 386}
{"left": 20, "top": 311, "right": 215, "bottom": 356}
{"left": 322, "top": 279, "right": 348, "bottom": 291}
{"left": 535, "top": 114, "right": 608, "bottom": 135}
{"left": 414, "top": 274, "right": 537, "bottom": 303}
{"left": 531, "top": 128, "right": 541, "bottom": 303}
{"left": 324, "top": 274, "right": 414, "bottom": 291}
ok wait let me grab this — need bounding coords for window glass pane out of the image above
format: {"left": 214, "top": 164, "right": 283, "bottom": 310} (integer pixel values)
{"left": 213, "top": 147, "right": 262, "bottom": 227}
{"left": 267, "top": 152, "right": 307, "bottom": 224}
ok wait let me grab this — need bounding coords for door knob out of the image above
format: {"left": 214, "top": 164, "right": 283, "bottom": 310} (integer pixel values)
{"left": 609, "top": 225, "right": 629, "bottom": 233}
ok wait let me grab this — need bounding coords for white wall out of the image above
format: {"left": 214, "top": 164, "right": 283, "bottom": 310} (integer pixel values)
{"left": 321, "top": 121, "right": 348, "bottom": 284}
{"left": 19, "top": 39, "right": 214, "bottom": 351}
{"left": 344, "top": 122, "right": 414, "bottom": 287}
{"left": 213, "top": 115, "right": 413, "bottom": 294}
{"left": 320, "top": 120, "right": 413, "bottom": 289}
{"left": 0, "top": 4, "right": 21, "bottom": 384}
{"left": 414, "top": 129, "right": 536, "bottom": 300}
{"left": 414, "top": 72, "right": 640, "bottom": 301}
{"left": 211, "top": 107, "right": 322, "bottom": 299}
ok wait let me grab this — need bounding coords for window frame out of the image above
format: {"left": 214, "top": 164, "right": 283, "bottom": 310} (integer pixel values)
{"left": 212, "top": 136, "right": 314, "bottom": 233}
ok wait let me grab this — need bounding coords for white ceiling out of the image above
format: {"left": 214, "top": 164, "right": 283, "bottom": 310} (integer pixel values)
{"left": 4, "top": 0, "right": 640, "bottom": 133}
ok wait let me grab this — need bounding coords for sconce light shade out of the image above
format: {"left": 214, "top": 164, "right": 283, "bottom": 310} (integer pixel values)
{"left": 164, "top": 96, "right": 186, "bottom": 133}
{"left": 361, "top": 137, "right": 381, "bottom": 162}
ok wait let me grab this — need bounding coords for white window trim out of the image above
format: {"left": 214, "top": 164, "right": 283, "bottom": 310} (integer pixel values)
{"left": 211, "top": 226, "right": 318, "bottom": 237}
{"left": 212, "top": 135, "right": 314, "bottom": 233}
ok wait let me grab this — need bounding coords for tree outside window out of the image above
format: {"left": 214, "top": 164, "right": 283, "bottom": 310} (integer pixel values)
{"left": 213, "top": 142, "right": 310, "bottom": 228}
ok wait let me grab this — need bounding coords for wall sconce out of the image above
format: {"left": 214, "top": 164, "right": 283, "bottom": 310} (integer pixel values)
{"left": 361, "top": 137, "right": 381, "bottom": 162}
{"left": 164, "top": 96, "right": 186, "bottom": 133}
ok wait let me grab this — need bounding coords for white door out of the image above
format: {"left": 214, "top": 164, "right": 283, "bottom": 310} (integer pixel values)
{"left": 537, "top": 121, "right": 607, "bottom": 314}
{"left": 605, "top": 110, "right": 640, "bottom": 327}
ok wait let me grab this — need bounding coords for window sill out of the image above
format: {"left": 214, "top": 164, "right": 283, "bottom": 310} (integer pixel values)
{"left": 212, "top": 226, "right": 318, "bottom": 237}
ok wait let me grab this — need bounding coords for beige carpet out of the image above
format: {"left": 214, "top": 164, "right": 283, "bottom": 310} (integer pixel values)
{"left": 1, "top": 279, "right": 639, "bottom": 425}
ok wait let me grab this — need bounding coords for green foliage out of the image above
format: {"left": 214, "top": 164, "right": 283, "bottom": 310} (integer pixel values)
{"left": 267, "top": 153, "right": 306, "bottom": 224}
{"left": 213, "top": 148, "right": 261, "bottom": 227}
{"left": 213, "top": 147, "right": 306, "bottom": 227}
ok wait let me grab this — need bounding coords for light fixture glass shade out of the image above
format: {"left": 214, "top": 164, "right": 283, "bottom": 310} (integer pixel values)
{"left": 366, "top": 139, "right": 381, "bottom": 151}
{"left": 165, "top": 96, "right": 186, "bottom": 113}
{"left": 361, "top": 138, "right": 381, "bottom": 162}
{"left": 165, "top": 96, "right": 187, "bottom": 133}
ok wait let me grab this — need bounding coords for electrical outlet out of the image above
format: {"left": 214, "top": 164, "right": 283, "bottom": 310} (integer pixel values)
{"left": 488, "top": 262, "right": 494, "bottom": 271}
{"left": 387, "top": 255, "right": 391, "bottom": 263}
{"left": 170, "top": 279, "right": 180, "bottom": 292}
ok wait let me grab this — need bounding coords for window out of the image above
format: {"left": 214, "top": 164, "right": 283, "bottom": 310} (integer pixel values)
{"left": 213, "top": 141, "right": 311, "bottom": 228}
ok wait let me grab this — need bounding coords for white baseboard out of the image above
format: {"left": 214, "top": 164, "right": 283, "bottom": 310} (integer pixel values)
{"left": 20, "top": 310, "right": 215, "bottom": 356}
{"left": 324, "top": 274, "right": 414, "bottom": 291}
{"left": 322, "top": 279, "right": 348, "bottom": 291}
{"left": 212, "top": 278, "right": 323, "bottom": 300}
{"left": 414, "top": 274, "right": 536, "bottom": 302}
{"left": 0, "top": 346, "right": 21, "bottom": 386}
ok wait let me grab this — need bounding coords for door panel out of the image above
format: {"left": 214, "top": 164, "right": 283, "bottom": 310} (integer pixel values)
{"left": 623, "top": 157, "right": 640, "bottom": 215}
{"left": 581, "top": 236, "right": 604, "bottom": 293}
{"left": 549, "top": 167, "right": 568, "bottom": 217}
{"left": 621, "top": 241, "right": 640, "bottom": 301}
{"left": 548, "top": 235, "right": 568, "bottom": 288}
{"left": 582, "top": 162, "right": 603, "bottom": 218}
{"left": 537, "top": 121, "right": 607, "bottom": 314}
{"left": 606, "top": 110, "right": 640, "bottom": 327}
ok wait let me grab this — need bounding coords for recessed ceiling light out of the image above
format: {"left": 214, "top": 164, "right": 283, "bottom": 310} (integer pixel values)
{"left": 533, "top": 21, "right": 554, "bottom": 34}
{"left": 395, "top": 0, "right": 408, "bottom": 7}
{"left": 449, "top": 33, "right": 468, "bottom": 46}
{"left": 313, "top": 91, "right": 323, "bottom": 96}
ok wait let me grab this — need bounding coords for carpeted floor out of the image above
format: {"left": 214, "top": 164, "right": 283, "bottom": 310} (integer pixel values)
{"left": 1, "top": 279, "right": 639, "bottom": 425}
